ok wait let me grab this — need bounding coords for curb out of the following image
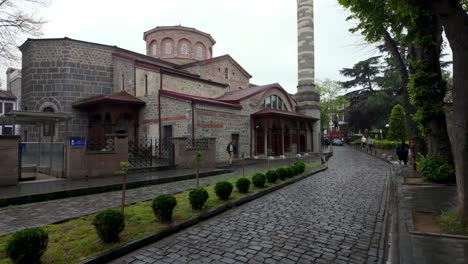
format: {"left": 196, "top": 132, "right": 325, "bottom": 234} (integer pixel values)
{"left": 0, "top": 169, "right": 232, "bottom": 208}
{"left": 80, "top": 166, "right": 328, "bottom": 264}
{"left": 409, "top": 231, "right": 468, "bottom": 240}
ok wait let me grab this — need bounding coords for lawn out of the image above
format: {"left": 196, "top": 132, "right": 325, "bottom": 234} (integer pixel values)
{"left": 0, "top": 162, "right": 323, "bottom": 264}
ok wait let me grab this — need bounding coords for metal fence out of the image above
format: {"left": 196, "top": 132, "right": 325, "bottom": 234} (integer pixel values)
{"left": 128, "top": 138, "right": 174, "bottom": 169}
{"left": 186, "top": 138, "right": 210, "bottom": 150}
{"left": 21, "top": 142, "right": 64, "bottom": 175}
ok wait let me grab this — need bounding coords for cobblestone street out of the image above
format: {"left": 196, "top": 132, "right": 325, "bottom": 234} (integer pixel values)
{"left": 114, "top": 147, "right": 393, "bottom": 264}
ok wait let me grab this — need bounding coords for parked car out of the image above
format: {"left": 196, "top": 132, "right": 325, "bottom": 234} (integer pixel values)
{"left": 332, "top": 138, "right": 344, "bottom": 146}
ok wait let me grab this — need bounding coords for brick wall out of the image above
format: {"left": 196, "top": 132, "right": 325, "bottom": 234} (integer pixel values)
{"left": 163, "top": 74, "right": 225, "bottom": 98}
{"left": 21, "top": 39, "right": 114, "bottom": 141}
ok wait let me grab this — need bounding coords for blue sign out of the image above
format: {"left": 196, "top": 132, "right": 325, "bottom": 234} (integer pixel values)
{"left": 70, "top": 137, "right": 86, "bottom": 147}
{"left": 21, "top": 143, "right": 27, "bottom": 151}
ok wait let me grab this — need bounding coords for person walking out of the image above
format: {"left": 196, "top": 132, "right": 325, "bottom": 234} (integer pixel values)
{"left": 361, "top": 136, "right": 367, "bottom": 150}
{"left": 367, "top": 137, "right": 373, "bottom": 153}
{"left": 226, "top": 141, "right": 235, "bottom": 165}
{"left": 401, "top": 141, "right": 409, "bottom": 165}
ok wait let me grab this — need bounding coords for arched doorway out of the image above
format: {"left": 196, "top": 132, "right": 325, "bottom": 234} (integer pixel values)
{"left": 255, "top": 122, "right": 265, "bottom": 155}
{"left": 271, "top": 120, "right": 282, "bottom": 156}
{"left": 299, "top": 122, "right": 306, "bottom": 153}
{"left": 284, "top": 124, "right": 291, "bottom": 153}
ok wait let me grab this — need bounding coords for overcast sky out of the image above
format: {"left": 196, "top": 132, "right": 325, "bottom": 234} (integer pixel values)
{"left": 3, "top": 0, "right": 382, "bottom": 93}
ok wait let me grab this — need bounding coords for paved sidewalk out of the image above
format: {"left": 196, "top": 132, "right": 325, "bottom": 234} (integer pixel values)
{"left": 394, "top": 168, "right": 468, "bottom": 264}
{"left": 113, "top": 147, "right": 393, "bottom": 264}
{"left": 0, "top": 157, "right": 317, "bottom": 236}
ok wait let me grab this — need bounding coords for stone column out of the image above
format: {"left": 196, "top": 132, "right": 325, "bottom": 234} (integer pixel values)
{"left": 296, "top": 0, "right": 320, "bottom": 152}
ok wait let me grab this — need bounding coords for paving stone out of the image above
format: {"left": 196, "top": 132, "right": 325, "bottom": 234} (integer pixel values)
{"left": 111, "top": 148, "right": 391, "bottom": 263}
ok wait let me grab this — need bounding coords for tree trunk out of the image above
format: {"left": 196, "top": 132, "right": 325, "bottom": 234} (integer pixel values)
{"left": 408, "top": 4, "right": 453, "bottom": 161}
{"left": 383, "top": 30, "right": 426, "bottom": 156}
{"left": 431, "top": 0, "right": 468, "bottom": 224}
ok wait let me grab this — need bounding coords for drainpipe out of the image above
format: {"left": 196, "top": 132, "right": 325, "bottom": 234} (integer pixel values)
{"left": 250, "top": 117, "right": 253, "bottom": 159}
{"left": 158, "top": 72, "right": 163, "bottom": 157}
{"left": 191, "top": 101, "right": 195, "bottom": 147}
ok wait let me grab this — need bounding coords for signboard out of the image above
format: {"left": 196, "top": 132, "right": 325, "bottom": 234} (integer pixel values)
{"left": 69, "top": 137, "right": 86, "bottom": 147}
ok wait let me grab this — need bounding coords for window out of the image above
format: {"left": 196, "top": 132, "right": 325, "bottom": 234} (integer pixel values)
{"left": 144, "top": 74, "right": 148, "bottom": 97}
{"left": 225, "top": 68, "right": 228, "bottom": 79}
{"left": 0, "top": 103, "right": 3, "bottom": 114}
{"left": 265, "top": 97, "right": 271, "bottom": 108}
{"left": 165, "top": 42, "right": 172, "bottom": 55}
{"left": 152, "top": 42, "right": 157, "bottom": 56}
{"left": 278, "top": 98, "right": 283, "bottom": 110}
{"left": 197, "top": 46, "right": 204, "bottom": 58}
{"left": 283, "top": 103, "right": 288, "bottom": 111}
{"left": 4, "top": 103, "right": 13, "bottom": 113}
{"left": 43, "top": 107, "right": 54, "bottom": 137}
{"left": 271, "top": 96, "right": 278, "bottom": 109}
{"left": 180, "top": 43, "right": 188, "bottom": 55}
{"left": 121, "top": 75, "right": 124, "bottom": 91}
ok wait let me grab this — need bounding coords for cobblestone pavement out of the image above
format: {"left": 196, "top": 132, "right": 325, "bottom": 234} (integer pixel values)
{"left": 113, "top": 147, "right": 392, "bottom": 264}
{"left": 0, "top": 158, "right": 316, "bottom": 236}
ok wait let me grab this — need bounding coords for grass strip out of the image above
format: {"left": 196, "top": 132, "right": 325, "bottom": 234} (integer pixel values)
{"left": 0, "top": 163, "right": 323, "bottom": 264}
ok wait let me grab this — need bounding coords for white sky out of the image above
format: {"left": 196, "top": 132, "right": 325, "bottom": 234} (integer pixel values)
{"left": 2, "top": 0, "right": 382, "bottom": 92}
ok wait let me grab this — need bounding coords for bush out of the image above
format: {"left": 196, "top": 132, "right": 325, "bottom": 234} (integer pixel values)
{"left": 215, "top": 181, "right": 233, "bottom": 200}
{"left": 266, "top": 169, "right": 279, "bottom": 183}
{"left": 418, "top": 154, "right": 455, "bottom": 183}
{"left": 252, "top": 173, "right": 266, "bottom": 188}
{"left": 439, "top": 211, "right": 466, "bottom": 234}
{"left": 285, "top": 167, "right": 295, "bottom": 178}
{"left": 189, "top": 187, "right": 209, "bottom": 210}
{"left": 5, "top": 228, "right": 48, "bottom": 264}
{"left": 236, "top": 177, "right": 251, "bottom": 193}
{"left": 151, "top": 194, "right": 177, "bottom": 223}
{"left": 92, "top": 209, "right": 125, "bottom": 243}
{"left": 294, "top": 161, "right": 306, "bottom": 174}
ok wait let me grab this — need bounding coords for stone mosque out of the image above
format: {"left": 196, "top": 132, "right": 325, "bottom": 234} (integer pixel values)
{"left": 9, "top": 0, "right": 320, "bottom": 162}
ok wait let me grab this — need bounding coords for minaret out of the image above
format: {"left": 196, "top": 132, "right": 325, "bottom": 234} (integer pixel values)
{"left": 296, "top": 0, "right": 320, "bottom": 152}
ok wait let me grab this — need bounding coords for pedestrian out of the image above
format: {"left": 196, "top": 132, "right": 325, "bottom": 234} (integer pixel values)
{"left": 367, "top": 137, "right": 373, "bottom": 153}
{"left": 401, "top": 141, "right": 409, "bottom": 165}
{"left": 361, "top": 136, "right": 367, "bottom": 150}
{"left": 396, "top": 144, "right": 403, "bottom": 165}
{"left": 226, "top": 141, "right": 235, "bottom": 165}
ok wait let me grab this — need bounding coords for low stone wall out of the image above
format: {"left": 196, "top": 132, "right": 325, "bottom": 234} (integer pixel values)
{"left": 0, "top": 136, "right": 20, "bottom": 186}
{"left": 65, "top": 136, "right": 128, "bottom": 179}
{"left": 172, "top": 137, "right": 216, "bottom": 169}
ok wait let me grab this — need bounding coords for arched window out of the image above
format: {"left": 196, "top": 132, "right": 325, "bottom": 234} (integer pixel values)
{"left": 180, "top": 43, "right": 188, "bottom": 55}
{"left": 224, "top": 68, "right": 228, "bottom": 79}
{"left": 43, "top": 107, "right": 54, "bottom": 137}
{"left": 144, "top": 74, "right": 148, "bottom": 97}
{"left": 197, "top": 46, "right": 204, "bottom": 58}
{"left": 164, "top": 42, "right": 172, "bottom": 55}
{"left": 121, "top": 74, "right": 124, "bottom": 91}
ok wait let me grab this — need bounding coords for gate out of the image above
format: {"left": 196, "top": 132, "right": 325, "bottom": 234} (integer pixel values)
{"left": 128, "top": 138, "right": 174, "bottom": 169}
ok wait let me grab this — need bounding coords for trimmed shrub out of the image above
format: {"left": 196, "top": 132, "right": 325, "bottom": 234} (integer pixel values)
{"left": 92, "top": 209, "right": 125, "bottom": 243}
{"left": 418, "top": 154, "right": 455, "bottom": 183}
{"left": 5, "top": 227, "right": 48, "bottom": 264}
{"left": 252, "top": 173, "right": 266, "bottom": 188}
{"left": 294, "top": 161, "right": 306, "bottom": 174}
{"left": 439, "top": 211, "right": 466, "bottom": 234}
{"left": 152, "top": 194, "right": 177, "bottom": 223}
{"left": 285, "top": 167, "right": 295, "bottom": 178}
{"left": 266, "top": 169, "right": 279, "bottom": 183}
{"left": 236, "top": 177, "right": 251, "bottom": 193}
{"left": 215, "top": 181, "right": 234, "bottom": 200}
{"left": 189, "top": 187, "right": 209, "bottom": 210}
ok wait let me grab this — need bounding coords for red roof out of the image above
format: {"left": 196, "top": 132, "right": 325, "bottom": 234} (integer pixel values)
{"left": 0, "top": 90, "right": 17, "bottom": 100}
{"left": 252, "top": 108, "right": 318, "bottom": 121}
{"left": 72, "top": 91, "right": 146, "bottom": 108}
{"left": 217, "top": 83, "right": 295, "bottom": 107}
{"left": 177, "top": 55, "right": 252, "bottom": 78}
{"left": 160, "top": 90, "right": 242, "bottom": 109}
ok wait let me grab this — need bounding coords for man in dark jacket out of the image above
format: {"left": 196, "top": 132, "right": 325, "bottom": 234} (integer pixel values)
{"left": 226, "top": 141, "right": 235, "bottom": 165}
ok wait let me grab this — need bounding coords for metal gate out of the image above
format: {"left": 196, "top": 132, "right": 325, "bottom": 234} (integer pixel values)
{"left": 128, "top": 138, "right": 174, "bottom": 168}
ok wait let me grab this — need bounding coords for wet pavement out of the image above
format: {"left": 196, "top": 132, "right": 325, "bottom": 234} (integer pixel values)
{"left": 0, "top": 157, "right": 318, "bottom": 236}
{"left": 112, "top": 147, "right": 393, "bottom": 264}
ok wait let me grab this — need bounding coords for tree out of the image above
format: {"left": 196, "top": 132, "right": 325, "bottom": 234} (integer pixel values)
{"left": 429, "top": 0, "right": 468, "bottom": 224}
{"left": 0, "top": 0, "right": 48, "bottom": 62}
{"left": 340, "top": 56, "right": 381, "bottom": 92}
{"left": 388, "top": 104, "right": 408, "bottom": 142}
{"left": 316, "top": 79, "right": 347, "bottom": 131}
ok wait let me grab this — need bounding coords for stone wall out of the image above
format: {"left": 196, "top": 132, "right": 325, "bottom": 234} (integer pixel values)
{"left": 20, "top": 39, "right": 114, "bottom": 141}
{"left": 172, "top": 137, "right": 216, "bottom": 168}
{"left": 195, "top": 104, "right": 250, "bottom": 161}
{"left": 158, "top": 96, "right": 191, "bottom": 138}
{"left": 184, "top": 58, "right": 250, "bottom": 91}
{"left": 0, "top": 136, "right": 19, "bottom": 186}
{"left": 113, "top": 57, "right": 135, "bottom": 94}
{"left": 163, "top": 74, "right": 225, "bottom": 98}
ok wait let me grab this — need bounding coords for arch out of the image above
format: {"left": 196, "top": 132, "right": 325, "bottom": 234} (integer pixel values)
{"left": 194, "top": 42, "right": 206, "bottom": 59}
{"left": 177, "top": 38, "right": 191, "bottom": 57}
{"left": 161, "top": 38, "right": 175, "bottom": 56}
{"left": 88, "top": 114, "right": 104, "bottom": 141}
{"left": 149, "top": 40, "right": 158, "bottom": 56}
{"left": 260, "top": 91, "right": 291, "bottom": 112}
{"left": 255, "top": 122, "right": 265, "bottom": 155}
{"left": 115, "top": 112, "right": 134, "bottom": 139}
{"left": 208, "top": 47, "right": 213, "bottom": 58}
{"left": 103, "top": 112, "right": 112, "bottom": 135}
